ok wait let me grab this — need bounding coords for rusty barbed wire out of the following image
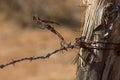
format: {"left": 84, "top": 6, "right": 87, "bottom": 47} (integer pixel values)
{"left": 0, "top": 42, "right": 75, "bottom": 69}
{"left": 0, "top": 36, "right": 119, "bottom": 69}
{"left": 0, "top": 16, "right": 120, "bottom": 69}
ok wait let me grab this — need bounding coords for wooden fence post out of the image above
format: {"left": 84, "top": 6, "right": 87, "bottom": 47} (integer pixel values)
{"left": 76, "top": 0, "right": 120, "bottom": 80}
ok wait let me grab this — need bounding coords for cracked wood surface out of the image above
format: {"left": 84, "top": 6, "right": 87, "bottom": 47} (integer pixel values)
{"left": 77, "top": 0, "right": 120, "bottom": 80}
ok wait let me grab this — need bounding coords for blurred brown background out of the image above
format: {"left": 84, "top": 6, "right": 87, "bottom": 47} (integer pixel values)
{"left": 0, "top": 0, "right": 85, "bottom": 80}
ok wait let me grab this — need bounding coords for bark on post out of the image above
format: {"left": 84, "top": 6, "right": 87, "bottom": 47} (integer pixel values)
{"left": 76, "top": 0, "right": 120, "bottom": 80}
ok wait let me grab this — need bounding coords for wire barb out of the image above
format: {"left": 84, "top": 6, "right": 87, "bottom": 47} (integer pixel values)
{"left": 33, "top": 16, "right": 67, "bottom": 47}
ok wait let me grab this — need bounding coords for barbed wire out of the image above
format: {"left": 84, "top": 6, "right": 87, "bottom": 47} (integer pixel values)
{"left": 0, "top": 42, "right": 75, "bottom": 69}
{"left": 0, "top": 36, "right": 119, "bottom": 69}
{"left": 0, "top": 16, "right": 120, "bottom": 69}
{"left": 0, "top": 40, "right": 119, "bottom": 69}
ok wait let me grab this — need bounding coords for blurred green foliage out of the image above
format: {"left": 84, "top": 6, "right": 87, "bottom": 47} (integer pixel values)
{"left": 0, "top": 0, "right": 84, "bottom": 28}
